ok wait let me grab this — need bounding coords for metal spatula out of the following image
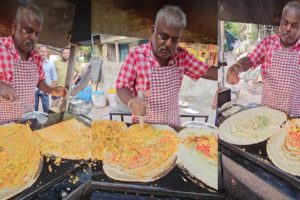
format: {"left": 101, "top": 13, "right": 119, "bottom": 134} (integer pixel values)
{"left": 138, "top": 91, "right": 144, "bottom": 128}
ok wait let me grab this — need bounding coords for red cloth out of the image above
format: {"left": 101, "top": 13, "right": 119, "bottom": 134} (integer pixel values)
{"left": 116, "top": 42, "right": 209, "bottom": 96}
{"left": 0, "top": 36, "right": 45, "bottom": 84}
{"left": 247, "top": 34, "right": 300, "bottom": 115}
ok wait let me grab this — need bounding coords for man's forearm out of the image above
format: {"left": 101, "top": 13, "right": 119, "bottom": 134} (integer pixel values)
{"left": 202, "top": 66, "right": 218, "bottom": 81}
{"left": 38, "top": 80, "right": 52, "bottom": 94}
{"left": 117, "top": 88, "right": 134, "bottom": 105}
{"left": 236, "top": 56, "right": 253, "bottom": 72}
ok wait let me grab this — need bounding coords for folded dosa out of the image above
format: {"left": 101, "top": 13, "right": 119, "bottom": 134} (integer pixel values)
{"left": 0, "top": 123, "right": 42, "bottom": 199}
{"left": 35, "top": 119, "right": 91, "bottom": 160}
{"left": 177, "top": 127, "right": 218, "bottom": 190}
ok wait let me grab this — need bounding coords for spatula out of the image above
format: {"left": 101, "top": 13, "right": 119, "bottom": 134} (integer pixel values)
{"left": 137, "top": 91, "right": 144, "bottom": 128}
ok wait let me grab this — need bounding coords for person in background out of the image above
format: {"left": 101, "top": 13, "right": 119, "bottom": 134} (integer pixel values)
{"left": 54, "top": 47, "right": 81, "bottom": 87}
{"left": 0, "top": 4, "right": 66, "bottom": 124}
{"left": 226, "top": 1, "right": 300, "bottom": 116}
{"left": 51, "top": 47, "right": 81, "bottom": 109}
{"left": 116, "top": 5, "right": 218, "bottom": 127}
{"left": 34, "top": 45, "right": 57, "bottom": 113}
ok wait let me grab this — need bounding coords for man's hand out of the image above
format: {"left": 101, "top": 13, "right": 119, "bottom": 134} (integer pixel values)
{"left": 226, "top": 64, "right": 241, "bottom": 85}
{"left": 128, "top": 97, "right": 148, "bottom": 116}
{"left": 50, "top": 86, "right": 67, "bottom": 97}
{"left": 0, "top": 81, "right": 18, "bottom": 101}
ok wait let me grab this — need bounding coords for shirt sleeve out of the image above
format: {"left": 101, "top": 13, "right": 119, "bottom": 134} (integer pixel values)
{"left": 36, "top": 55, "right": 45, "bottom": 83}
{"left": 115, "top": 51, "right": 137, "bottom": 93}
{"left": 50, "top": 63, "right": 57, "bottom": 81}
{"left": 183, "top": 51, "right": 209, "bottom": 80}
{"left": 247, "top": 38, "right": 267, "bottom": 68}
{"left": 0, "top": 45, "right": 12, "bottom": 84}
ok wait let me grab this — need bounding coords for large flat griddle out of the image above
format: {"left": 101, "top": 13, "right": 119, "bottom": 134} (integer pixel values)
{"left": 9, "top": 113, "right": 223, "bottom": 199}
{"left": 218, "top": 105, "right": 300, "bottom": 199}
{"left": 91, "top": 124, "right": 222, "bottom": 200}
{"left": 9, "top": 113, "right": 91, "bottom": 200}
{"left": 91, "top": 161, "right": 221, "bottom": 199}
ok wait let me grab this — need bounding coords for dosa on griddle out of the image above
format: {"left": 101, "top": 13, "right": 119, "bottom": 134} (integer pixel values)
{"left": 267, "top": 119, "right": 300, "bottom": 176}
{"left": 91, "top": 120, "right": 127, "bottom": 161}
{"left": 0, "top": 123, "right": 42, "bottom": 199}
{"left": 219, "top": 107, "right": 287, "bottom": 145}
{"left": 35, "top": 119, "right": 91, "bottom": 160}
{"left": 102, "top": 124, "right": 179, "bottom": 182}
{"left": 177, "top": 127, "right": 218, "bottom": 190}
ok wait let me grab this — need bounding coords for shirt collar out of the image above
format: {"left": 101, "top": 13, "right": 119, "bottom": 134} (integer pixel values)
{"left": 4, "top": 35, "right": 38, "bottom": 60}
{"left": 274, "top": 34, "right": 300, "bottom": 49}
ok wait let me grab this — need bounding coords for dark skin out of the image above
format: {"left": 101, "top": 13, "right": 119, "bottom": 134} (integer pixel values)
{"left": 117, "top": 17, "right": 218, "bottom": 116}
{"left": 0, "top": 11, "right": 66, "bottom": 102}
{"left": 226, "top": 7, "right": 300, "bottom": 85}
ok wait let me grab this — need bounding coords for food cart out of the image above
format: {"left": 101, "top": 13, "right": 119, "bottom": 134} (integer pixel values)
{"left": 218, "top": 0, "right": 300, "bottom": 199}
{"left": 0, "top": 0, "right": 223, "bottom": 199}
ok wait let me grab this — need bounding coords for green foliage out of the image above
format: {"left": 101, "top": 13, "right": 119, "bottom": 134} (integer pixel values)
{"left": 224, "top": 21, "right": 258, "bottom": 41}
{"left": 79, "top": 46, "right": 92, "bottom": 62}
{"left": 224, "top": 21, "right": 241, "bottom": 40}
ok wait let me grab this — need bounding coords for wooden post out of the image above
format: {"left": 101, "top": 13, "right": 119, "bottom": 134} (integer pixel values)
{"left": 62, "top": 44, "right": 78, "bottom": 112}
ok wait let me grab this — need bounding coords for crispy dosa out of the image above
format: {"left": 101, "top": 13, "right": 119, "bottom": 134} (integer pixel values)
{"left": 177, "top": 127, "right": 218, "bottom": 190}
{"left": 91, "top": 120, "right": 127, "bottom": 161}
{"left": 267, "top": 119, "right": 300, "bottom": 176}
{"left": 35, "top": 119, "right": 91, "bottom": 160}
{"left": 102, "top": 124, "right": 179, "bottom": 182}
{"left": 219, "top": 107, "right": 287, "bottom": 145}
{"left": 0, "top": 123, "right": 42, "bottom": 199}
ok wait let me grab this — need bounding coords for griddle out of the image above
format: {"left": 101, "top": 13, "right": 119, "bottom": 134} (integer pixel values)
{"left": 9, "top": 112, "right": 91, "bottom": 200}
{"left": 8, "top": 113, "right": 223, "bottom": 199}
{"left": 218, "top": 105, "right": 300, "bottom": 199}
{"left": 91, "top": 161, "right": 221, "bottom": 200}
{"left": 90, "top": 124, "right": 223, "bottom": 200}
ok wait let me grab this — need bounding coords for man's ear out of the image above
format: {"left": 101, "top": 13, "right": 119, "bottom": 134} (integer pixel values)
{"left": 12, "top": 20, "right": 17, "bottom": 34}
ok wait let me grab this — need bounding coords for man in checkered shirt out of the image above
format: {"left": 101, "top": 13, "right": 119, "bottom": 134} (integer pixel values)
{"left": 116, "top": 5, "right": 218, "bottom": 126}
{"left": 226, "top": 1, "right": 300, "bottom": 116}
{"left": 0, "top": 4, "right": 66, "bottom": 124}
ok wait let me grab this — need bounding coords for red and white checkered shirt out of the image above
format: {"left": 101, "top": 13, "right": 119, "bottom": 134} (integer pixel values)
{"left": 247, "top": 34, "right": 300, "bottom": 79}
{"left": 116, "top": 42, "right": 209, "bottom": 96}
{"left": 247, "top": 34, "right": 300, "bottom": 115}
{"left": 0, "top": 36, "right": 45, "bottom": 84}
